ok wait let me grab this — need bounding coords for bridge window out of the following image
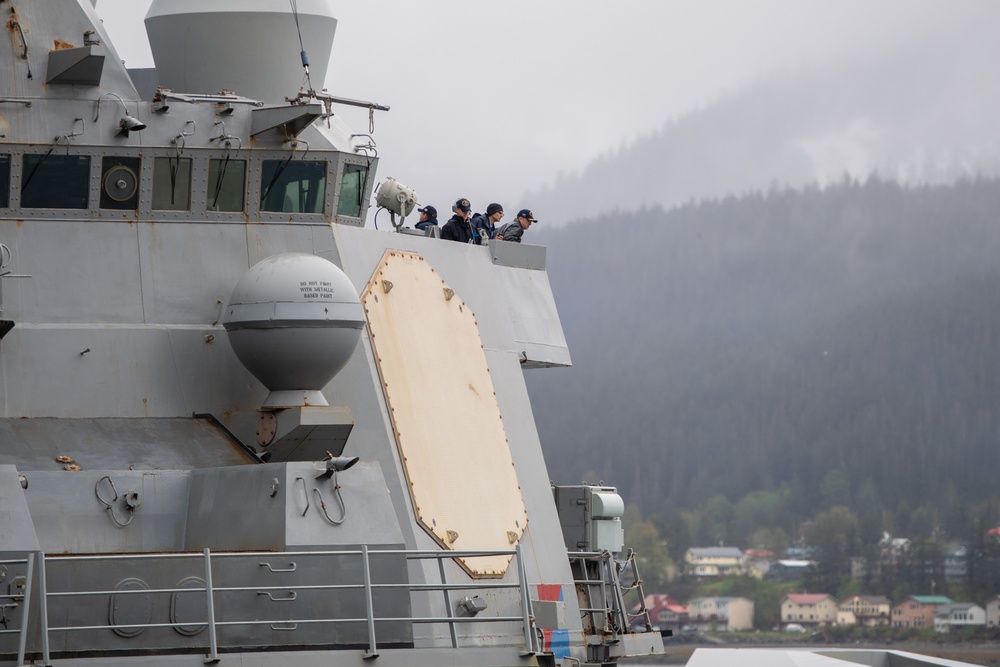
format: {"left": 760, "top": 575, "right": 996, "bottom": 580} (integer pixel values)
{"left": 152, "top": 156, "right": 192, "bottom": 211}
{"left": 337, "top": 163, "right": 367, "bottom": 218}
{"left": 207, "top": 158, "right": 246, "bottom": 212}
{"left": 0, "top": 155, "right": 8, "bottom": 208}
{"left": 21, "top": 154, "right": 91, "bottom": 208}
{"left": 260, "top": 159, "right": 326, "bottom": 214}
{"left": 100, "top": 156, "right": 141, "bottom": 210}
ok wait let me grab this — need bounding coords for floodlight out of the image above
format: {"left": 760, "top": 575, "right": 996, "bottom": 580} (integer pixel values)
{"left": 118, "top": 113, "right": 147, "bottom": 136}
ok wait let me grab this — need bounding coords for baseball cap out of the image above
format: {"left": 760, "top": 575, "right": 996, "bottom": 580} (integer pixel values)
{"left": 417, "top": 205, "right": 437, "bottom": 218}
{"left": 517, "top": 209, "right": 537, "bottom": 222}
{"left": 455, "top": 198, "right": 471, "bottom": 213}
{"left": 486, "top": 203, "right": 503, "bottom": 216}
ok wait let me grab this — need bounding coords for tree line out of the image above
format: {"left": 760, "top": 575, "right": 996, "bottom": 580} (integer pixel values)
{"left": 529, "top": 176, "right": 1000, "bottom": 571}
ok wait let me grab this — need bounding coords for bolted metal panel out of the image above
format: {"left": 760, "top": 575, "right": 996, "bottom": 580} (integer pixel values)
{"left": 362, "top": 250, "right": 528, "bottom": 578}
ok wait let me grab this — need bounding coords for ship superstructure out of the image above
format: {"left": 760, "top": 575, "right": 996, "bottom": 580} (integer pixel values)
{"left": 0, "top": 2, "right": 662, "bottom": 665}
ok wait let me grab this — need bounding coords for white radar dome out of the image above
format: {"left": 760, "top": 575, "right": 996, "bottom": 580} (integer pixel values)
{"left": 223, "top": 253, "right": 364, "bottom": 408}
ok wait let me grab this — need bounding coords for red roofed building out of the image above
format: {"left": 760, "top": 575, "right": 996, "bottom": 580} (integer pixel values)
{"left": 781, "top": 594, "right": 838, "bottom": 628}
{"left": 632, "top": 594, "right": 687, "bottom": 632}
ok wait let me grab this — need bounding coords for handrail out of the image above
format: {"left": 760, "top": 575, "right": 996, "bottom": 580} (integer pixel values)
{"left": 0, "top": 555, "right": 34, "bottom": 667}
{"left": 5, "top": 546, "right": 537, "bottom": 662}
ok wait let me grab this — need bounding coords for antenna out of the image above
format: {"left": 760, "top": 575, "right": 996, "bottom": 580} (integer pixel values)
{"left": 289, "top": 0, "right": 312, "bottom": 91}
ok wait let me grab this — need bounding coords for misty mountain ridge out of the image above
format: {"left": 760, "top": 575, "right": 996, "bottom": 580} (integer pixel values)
{"left": 527, "top": 175, "right": 1000, "bottom": 539}
{"left": 526, "top": 35, "right": 1000, "bottom": 227}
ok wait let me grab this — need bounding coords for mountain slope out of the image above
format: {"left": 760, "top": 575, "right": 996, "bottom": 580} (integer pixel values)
{"left": 527, "top": 177, "right": 1000, "bottom": 531}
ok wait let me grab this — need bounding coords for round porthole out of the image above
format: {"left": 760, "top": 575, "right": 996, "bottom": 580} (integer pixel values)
{"left": 103, "top": 165, "right": 139, "bottom": 202}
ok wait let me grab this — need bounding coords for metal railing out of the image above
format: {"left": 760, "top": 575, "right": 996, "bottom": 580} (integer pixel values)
{"left": 0, "top": 554, "right": 36, "bottom": 666}
{"left": 3, "top": 545, "right": 540, "bottom": 666}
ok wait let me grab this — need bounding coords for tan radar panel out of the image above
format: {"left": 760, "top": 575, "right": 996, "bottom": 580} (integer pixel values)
{"left": 362, "top": 250, "right": 527, "bottom": 577}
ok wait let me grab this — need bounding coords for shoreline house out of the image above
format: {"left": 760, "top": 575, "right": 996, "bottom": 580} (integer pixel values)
{"left": 837, "top": 595, "right": 891, "bottom": 627}
{"left": 766, "top": 560, "right": 813, "bottom": 582}
{"left": 987, "top": 595, "right": 1000, "bottom": 628}
{"left": 933, "top": 603, "right": 985, "bottom": 633}
{"left": 781, "top": 594, "right": 838, "bottom": 628}
{"left": 850, "top": 534, "right": 914, "bottom": 582}
{"left": 632, "top": 594, "right": 688, "bottom": 633}
{"left": 892, "top": 596, "right": 954, "bottom": 628}
{"left": 944, "top": 544, "right": 969, "bottom": 582}
{"left": 745, "top": 549, "right": 776, "bottom": 578}
{"left": 684, "top": 547, "right": 747, "bottom": 578}
{"left": 688, "top": 597, "right": 754, "bottom": 632}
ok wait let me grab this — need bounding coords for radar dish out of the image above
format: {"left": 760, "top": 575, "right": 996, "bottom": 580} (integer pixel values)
{"left": 362, "top": 250, "right": 527, "bottom": 578}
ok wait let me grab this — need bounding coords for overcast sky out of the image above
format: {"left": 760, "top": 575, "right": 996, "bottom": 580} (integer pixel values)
{"left": 96, "top": 1, "right": 998, "bottom": 225}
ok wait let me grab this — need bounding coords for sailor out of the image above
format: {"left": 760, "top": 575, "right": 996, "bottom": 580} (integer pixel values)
{"left": 471, "top": 203, "right": 504, "bottom": 241}
{"left": 440, "top": 198, "right": 477, "bottom": 243}
{"left": 495, "top": 209, "right": 538, "bottom": 243}
{"left": 414, "top": 205, "right": 439, "bottom": 231}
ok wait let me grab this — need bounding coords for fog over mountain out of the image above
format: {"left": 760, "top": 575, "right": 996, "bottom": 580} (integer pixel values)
{"left": 526, "top": 34, "right": 1000, "bottom": 226}
{"left": 516, "top": 15, "right": 1000, "bottom": 546}
{"left": 526, "top": 177, "right": 1000, "bottom": 549}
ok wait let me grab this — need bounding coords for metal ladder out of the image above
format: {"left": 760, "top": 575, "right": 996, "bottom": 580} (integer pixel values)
{"left": 616, "top": 549, "right": 654, "bottom": 633}
{"left": 570, "top": 548, "right": 653, "bottom": 637}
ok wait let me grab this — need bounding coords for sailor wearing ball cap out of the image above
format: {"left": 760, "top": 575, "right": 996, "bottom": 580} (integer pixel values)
{"left": 495, "top": 209, "right": 538, "bottom": 243}
{"left": 415, "top": 204, "right": 438, "bottom": 231}
{"left": 441, "top": 198, "right": 477, "bottom": 244}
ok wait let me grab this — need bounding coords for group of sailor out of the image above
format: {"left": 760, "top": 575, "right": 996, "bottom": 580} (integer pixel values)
{"left": 415, "top": 198, "right": 538, "bottom": 244}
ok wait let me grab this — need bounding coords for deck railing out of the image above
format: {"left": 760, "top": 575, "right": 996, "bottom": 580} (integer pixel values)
{"left": 0, "top": 554, "right": 36, "bottom": 666}
{"left": 2, "top": 545, "right": 540, "bottom": 666}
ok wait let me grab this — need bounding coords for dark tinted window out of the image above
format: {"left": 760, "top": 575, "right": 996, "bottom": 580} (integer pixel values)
{"left": 337, "top": 164, "right": 368, "bottom": 218}
{"left": 208, "top": 158, "right": 246, "bottom": 212}
{"left": 152, "top": 157, "right": 191, "bottom": 211}
{"left": 100, "top": 156, "right": 141, "bottom": 210}
{"left": 260, "top": 160, "right": 326, "bottom": 213}
{"left": 21, "top": 154, "right": 91, "bottom": 208}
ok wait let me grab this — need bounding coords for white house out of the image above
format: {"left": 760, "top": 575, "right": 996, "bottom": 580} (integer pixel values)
{"left": 986, "top": 596, "right": 1000, "bottom": 628}
{"left": 933, "top": 603, "right": 986, "bottom": 633}
{"left": 684, "top": 547, "right": 747, "bottom": 577}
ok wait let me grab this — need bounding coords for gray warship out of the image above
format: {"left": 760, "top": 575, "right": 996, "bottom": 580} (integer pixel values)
{"left": 0, "top": 1, "right": 667, "bottom": 665}
{"left": 0, "top": 3, "right": 984, "bottom": 667}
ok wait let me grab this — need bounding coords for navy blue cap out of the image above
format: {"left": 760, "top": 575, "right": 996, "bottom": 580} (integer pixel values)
{"left": 517, "top": 209, "right": 537, "bottom": 222}
{"left": 418, "top": 205, "right": 437, "bottom": 218}
{"left": 455, "top": 198, "right": 472, "bottom": 213}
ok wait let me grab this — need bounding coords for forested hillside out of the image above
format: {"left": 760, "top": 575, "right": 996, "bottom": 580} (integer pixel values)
{"left": 527, "top": 176, "right": 1000, "bottom": 551}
